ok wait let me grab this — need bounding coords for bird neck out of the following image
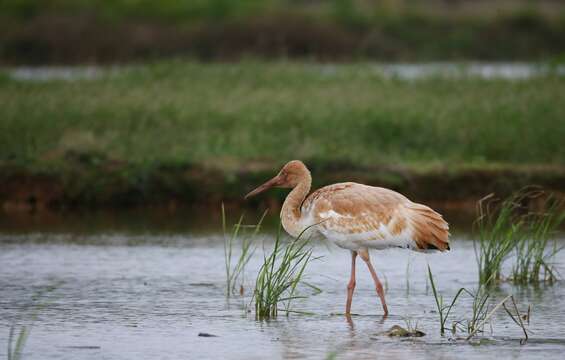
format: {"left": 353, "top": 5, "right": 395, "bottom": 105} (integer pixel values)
{"left": 281, "top": 174, "right": 312, "bottom": 237}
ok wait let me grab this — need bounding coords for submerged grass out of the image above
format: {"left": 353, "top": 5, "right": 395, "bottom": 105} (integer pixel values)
{"left": 474, "top": 190, "right": 565, "bottom": 287}
{"left": 253, "top": 226, "right": 314, "bottom": 319}
{"left": 7, "top": 327, "right": 27, "bottom": 360}
{"left": 7, "top": 282, "right": 61, "bottom": 360}
{"left": 222, "top": 204, "right": 267, "bottom": 297}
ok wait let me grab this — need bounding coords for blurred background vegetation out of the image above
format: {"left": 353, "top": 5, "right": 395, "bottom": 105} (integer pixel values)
{"left": 2, "top": 0, "right": 565, "bottom": 64}
{"left": 1, "top": 1, "right": 564, "bottom": 212}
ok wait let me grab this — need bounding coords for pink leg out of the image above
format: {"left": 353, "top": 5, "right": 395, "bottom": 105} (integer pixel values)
{"left": 345, "top": 251, "right": 357, "bottom": 314}
{"left": 359, "top": 249, "right": 389, "bottom": 316}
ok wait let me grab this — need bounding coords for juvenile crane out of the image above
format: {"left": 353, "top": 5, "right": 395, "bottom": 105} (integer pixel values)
{"left": 245, "top": 160, "right": 450, "bottom": 316}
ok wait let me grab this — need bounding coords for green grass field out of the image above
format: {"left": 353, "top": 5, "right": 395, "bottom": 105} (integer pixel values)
{"left": 1, "top": 61, "right": 564, "bottom": 173}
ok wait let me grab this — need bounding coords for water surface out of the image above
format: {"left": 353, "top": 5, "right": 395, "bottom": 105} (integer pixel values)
{"left": 1, "top": 232, "right": 564, "bottom": 360}
{"left": 6, "top": 63, "right": 565, "bottom": 82}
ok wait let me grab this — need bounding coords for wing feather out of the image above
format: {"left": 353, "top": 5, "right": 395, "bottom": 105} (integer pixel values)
{"left": 302, "top": 182, "right": 449, "bottom": 251}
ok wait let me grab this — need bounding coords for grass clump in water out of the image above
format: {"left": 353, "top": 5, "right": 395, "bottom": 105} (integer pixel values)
{"left": 427, "top": 265, "right": 466, "bottom": 336}
{"left": 474, "top": 189, "right": 565, "bottom": 287}
{"left": 427, "top": 266, "right": 529, "bottom": 342}
{"left": 474, "top": 193, "right": 527, "bottom": 287}
{"left": 253, "top": 226, "right": 314, "bottom": 319}
{"left": 460, "top": 291, "right": 529, "bottom": 343}
{"left": 452, "top": 287, "right": 495, "bottom": 338}
{"left": 512, "top": 194, "right": 565, "bottom": 284}
{"left": 222, "top": 204, "right": 267, "bottom": 297}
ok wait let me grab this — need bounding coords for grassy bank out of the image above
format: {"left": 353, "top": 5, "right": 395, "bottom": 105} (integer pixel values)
{"left": 1, "top": 61, "right": 564, "bottom": 209}
{"left": 2, "top": 1, "right": 565, "bottom": 64}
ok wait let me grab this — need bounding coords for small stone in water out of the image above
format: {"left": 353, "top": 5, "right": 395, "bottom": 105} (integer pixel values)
{"left": 198, "top": 332, "right": 218, "bottom": 337}
{"left": 381, "top": 325, "right": 425, "bottom": 337}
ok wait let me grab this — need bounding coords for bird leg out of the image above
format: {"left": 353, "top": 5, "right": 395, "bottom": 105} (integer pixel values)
{"left": 358, "top": 249, "right": 389, "bottom": 316}
{"left": 345, "top": 251, "right": 357, "bottom": 314}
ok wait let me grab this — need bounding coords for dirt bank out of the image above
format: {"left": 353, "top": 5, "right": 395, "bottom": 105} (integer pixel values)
{"left": 1, "top": 163, "right": 564, "bottom": 215}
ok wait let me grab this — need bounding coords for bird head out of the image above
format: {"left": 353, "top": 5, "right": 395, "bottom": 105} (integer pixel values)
{"left": 245, "top": 160, "right": 310, "bottom": 199}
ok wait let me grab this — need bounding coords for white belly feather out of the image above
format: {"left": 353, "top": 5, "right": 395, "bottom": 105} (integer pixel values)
{"left": 308, "top": 209, "right": 419, "bottom": 251}
{"left": 320, "top": 223, "right": 417, "bottom": 251}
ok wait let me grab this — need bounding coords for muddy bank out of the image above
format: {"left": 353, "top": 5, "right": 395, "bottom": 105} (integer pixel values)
{"left": 1, "top": 163, "right": 564, "bottom": 215}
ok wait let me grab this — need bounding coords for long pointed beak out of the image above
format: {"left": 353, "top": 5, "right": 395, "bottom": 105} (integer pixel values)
{"left": 244, "top": 176, "right": 281, "bottom": 199}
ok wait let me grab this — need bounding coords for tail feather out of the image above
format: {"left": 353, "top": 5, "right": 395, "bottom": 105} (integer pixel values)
{"left": 407, "top": 203, "right": 450, "bottom": 251}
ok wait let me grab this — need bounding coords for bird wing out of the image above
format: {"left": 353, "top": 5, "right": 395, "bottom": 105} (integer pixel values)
{"left": 302, "top": 183, "right": 449, "bottom": 251}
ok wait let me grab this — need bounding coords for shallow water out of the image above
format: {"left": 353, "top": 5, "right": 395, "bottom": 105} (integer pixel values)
{"left": 374, "top": 62, "right": 565, "bottom": 79}
{"left": 1, "top": 232, "right": 564, "bottom": 360}
{"left": 6, "top": 63, "right": 565, "bottom": 82}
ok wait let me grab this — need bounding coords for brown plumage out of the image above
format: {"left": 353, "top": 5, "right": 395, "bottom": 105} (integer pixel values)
{"left": 245, "top": 160, "right": 450, "bottom": 316}
{"left": 407, "top": 203, "right": 450, "bottom": 251}
{"left": 302, "top": 182, "right": 449, "bottom": 252}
